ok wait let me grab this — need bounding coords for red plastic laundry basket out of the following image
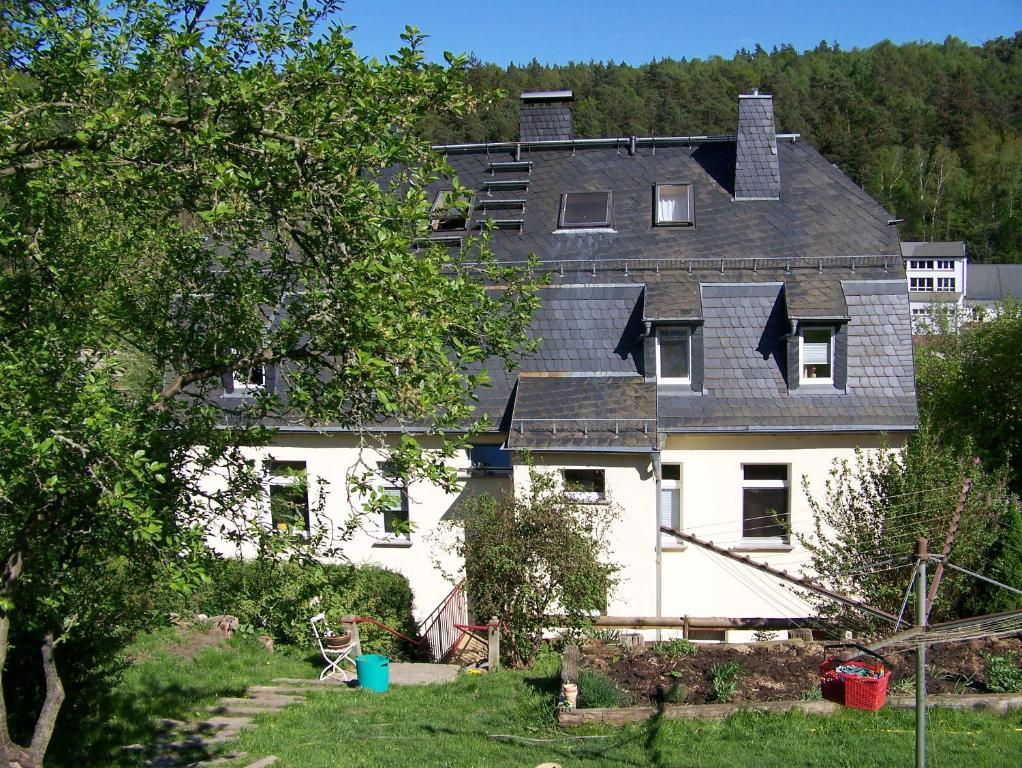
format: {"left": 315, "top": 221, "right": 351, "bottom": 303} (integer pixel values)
{"left": 819, "top": 657, "right": 891, "bottom": 711}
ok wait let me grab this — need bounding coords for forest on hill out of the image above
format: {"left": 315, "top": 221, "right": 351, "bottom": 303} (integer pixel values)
{"left": 424, "top": 34, "right": 1022, "bottom": 263}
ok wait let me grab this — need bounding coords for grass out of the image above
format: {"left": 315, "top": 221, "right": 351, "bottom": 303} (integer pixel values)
{"left": 49, "top": 625, "right": 319, "bottom": 767}
{"left": 50, "top": 628, "right": 1022, "bottom": 768}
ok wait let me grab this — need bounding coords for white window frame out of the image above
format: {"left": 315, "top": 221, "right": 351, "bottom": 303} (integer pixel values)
{"left": 936, "top": 277, "right": 956, "bottom": 292}
{"left": 656, "top": 327, "right": 691, "bottom": 384}
{"left": 563, "top": 469, "right": 606, "bottom": 503}
{"left": 799, "top": 326, "right": 834, "bottom": 385}
{"left": 377, "top": 485, "right": 411, "bottom": 542}
{"left": 909, "top": 260, "right": 934, "bottom": 270}
{"left": 265, "top": 460, "right": 310, "bottom": 534}
{"left": 910, "top": 277, "right": 934, "bottom": 292}
{"left": 740, "top": 464, "right": 790, "bottom": 545}
{"left": 430, "top": 189, "right": 470, "bottom": 232}
{"left": 654, "top": 182, "right": 694, "bottom": 226}
{"left": 660, "top": 464, "right": 682, "bottom": 542}
{"left": 936, "top": 260, "right": 954, "bottom": 270}
{"left": 227, "top": 363, "right": 265, "bottom": 396}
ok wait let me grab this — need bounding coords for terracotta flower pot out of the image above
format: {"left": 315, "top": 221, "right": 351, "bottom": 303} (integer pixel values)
{"left": 325, "top": 632, "right": 352, "bottom": 649}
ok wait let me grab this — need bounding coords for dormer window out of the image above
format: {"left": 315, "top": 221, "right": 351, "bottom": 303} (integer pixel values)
{"left": 559, "top": 191, "right": 613, "bottom": 229}
{"left": 430, "top": 190, "right": 469, "bottom": 231}
{"left": 800, "top": 327, "right": 833, "bottom": 384}
{"left": 654, "top": 183, "right": 694, "bottom": 226}
{"left": 229, "top": 364, "right": 264, "bottom": 394}
{"left": 656, "top": 327, "right": 691, "bottom": 383}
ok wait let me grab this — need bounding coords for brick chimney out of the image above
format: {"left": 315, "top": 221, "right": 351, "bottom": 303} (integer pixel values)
{"left": 519, "top": 90, "right": 574, "bottom": 142}
{"left": 734, "top": 90, "right": 780, "bottom": 200}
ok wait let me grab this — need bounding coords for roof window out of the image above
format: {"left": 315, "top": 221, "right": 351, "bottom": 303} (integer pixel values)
{"left": 430, "top": 190, "right": 470, "bottom": 232}
{"left": 800, "top": 327, "right": 833, "bottom": 384}
{"left": 559, "top": 191, "right": 613, "bottom": 229}
{"left": 654, "top": 183, "right": 694, "bottom": 226}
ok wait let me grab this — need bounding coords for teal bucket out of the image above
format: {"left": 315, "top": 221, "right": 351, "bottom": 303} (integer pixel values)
{"left": 355, "top": 654, "right": 390, "bottom": 692}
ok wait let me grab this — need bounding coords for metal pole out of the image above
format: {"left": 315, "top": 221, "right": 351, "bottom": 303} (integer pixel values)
{"left": 915, "top": 538, "right": 928, "bottom": 768}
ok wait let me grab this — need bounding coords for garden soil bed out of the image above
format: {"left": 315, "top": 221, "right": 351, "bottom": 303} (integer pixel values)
{"left": 582, "top": 636, "right": 1022, "bottom": 706}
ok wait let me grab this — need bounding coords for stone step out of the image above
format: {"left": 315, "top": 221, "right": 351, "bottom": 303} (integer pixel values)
{"left": 206, "top": 704, "right": 285, "bottom": 716}
{"left": 193, "top": 716, "right": 254, "bottom": 732}
{"left": 160, "top": 731, "right": 240, "bottom": 751}
{"left": 243, "top": 758, "right": 279, "bottom": 768}
{"left": 185, "top": 752, "right": 247, "bottom": 767}
{"left": 271, "top": 677, "right": 349, "bottom": 687}
{"left": 248, "top": 685, "right": 316, "bottom": 695}
{"left": 217, "top": 695, "right": 303, "bottom": 707}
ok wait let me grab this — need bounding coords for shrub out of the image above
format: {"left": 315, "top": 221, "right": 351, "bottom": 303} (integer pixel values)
{"left": 710, "top": 661, "right": 743, "bottom": 703}
{"left": 983, "top": 652, "right": 1022, "bottom": 693}
{"left": 186, "top": 559, "right": 417, "bottom": 657}
{"left": 445, "top": 467, "right": 621, "bottom": 668}
{"left": 577, "top": 669, "right": 632, "bottom": 709}
{"left": 664, "top": 682, "right": 688, "bottom": 704}
{"left": 652, "top": 638, "right": 698, "bottom": 659}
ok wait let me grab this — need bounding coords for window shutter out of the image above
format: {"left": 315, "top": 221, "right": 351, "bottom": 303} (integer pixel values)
{"left": 660, "top": 488, "right": 679, "bottom": 530}
{"left": 802, "top": 340, "right": 830, "bottom": 365}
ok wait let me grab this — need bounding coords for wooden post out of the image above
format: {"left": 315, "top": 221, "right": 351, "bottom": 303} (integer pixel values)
{"left": 562, "top": 643, "right": 580, "bottom": 684}
{"left": 683, "top": 615, "right": 690, "bottom": 640}
{"left": 487, "top": 617, "right": 501, "bottom": 670}
{"left": 915, "top": 538, "right": 928, "bottom": 768}
{"left": 341, "top": 615, "right": 362, "bottom": 658}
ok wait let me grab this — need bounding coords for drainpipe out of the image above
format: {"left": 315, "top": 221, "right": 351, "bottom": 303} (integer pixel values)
{"left": 651, "top": 450, "right": 663, "bottom": 642}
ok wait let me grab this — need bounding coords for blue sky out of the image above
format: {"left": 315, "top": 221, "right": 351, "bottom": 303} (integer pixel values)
{"left": 336, "top": 0, "right": 1020, "bottom": 65}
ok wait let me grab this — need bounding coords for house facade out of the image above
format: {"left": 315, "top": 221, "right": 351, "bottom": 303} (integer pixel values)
{"left": 206, "top": 91, "right": 918, "bottom": 640}
{"left": 902, "top": 240, "right": 1022, "bottom": 331}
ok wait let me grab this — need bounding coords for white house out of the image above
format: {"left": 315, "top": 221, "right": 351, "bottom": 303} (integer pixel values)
{"left": 205, "top": 91, "right": 918, "bottom": 649}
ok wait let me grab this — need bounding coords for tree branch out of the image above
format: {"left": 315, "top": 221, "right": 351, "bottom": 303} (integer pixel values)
{"left": 28, "top": 633, "right": 64, "bottom": 763}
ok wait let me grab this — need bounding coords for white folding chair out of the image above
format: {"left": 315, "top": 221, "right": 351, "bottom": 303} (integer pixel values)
{"left": 310, "top": 612, "right": 357, "bottom": 681}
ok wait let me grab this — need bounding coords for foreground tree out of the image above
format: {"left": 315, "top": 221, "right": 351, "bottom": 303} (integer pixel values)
{"left": 0, "top": 2, "right": 537, "bottom": 765}
{"left": 915, "top": 299, "right": 1022, "bottom": 492}
{"left": 799, "top": 427, "right": 1018, "bottom": 634}
{"left": 444, "top": 469, "right": 620, "bottom": 668}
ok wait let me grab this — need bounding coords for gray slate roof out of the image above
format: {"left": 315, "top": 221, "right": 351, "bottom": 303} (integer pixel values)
{"left": 966, "top": 264, "right": 1022, "bottom": 302}
{"left": 508, "top": 376, "right": 656, "bottom": 450}
{"left": 901, "top": 241, "right": 966, "bottom": 259}
{"left": 438, "top": 141, "right": 899, "bottom": 264}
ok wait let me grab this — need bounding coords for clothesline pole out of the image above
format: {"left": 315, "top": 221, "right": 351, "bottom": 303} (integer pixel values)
{"left": 915, "top": 537, "right": 928, "bottom": 768}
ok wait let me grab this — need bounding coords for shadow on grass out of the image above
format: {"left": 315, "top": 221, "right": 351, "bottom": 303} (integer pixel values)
{"left": 417, "top": 722, "right": 650, "bottom": 767}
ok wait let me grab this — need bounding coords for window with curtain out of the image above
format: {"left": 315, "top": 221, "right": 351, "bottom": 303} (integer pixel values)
{"left": 654, "top": 183, "right": 693, "bottom": 226}
{"left": 800, "top": 327, "right": 833, "bottom": 382}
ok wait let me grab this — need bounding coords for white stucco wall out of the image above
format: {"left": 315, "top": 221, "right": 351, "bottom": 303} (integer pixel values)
{"left": 517, "top": 433, "right": 904, "bottom": 638}
{"left": 199, "top": 431, "right": 903, "bottom": 636}
{"left": 200, "top": 433, "right": 511, "bottom": 622}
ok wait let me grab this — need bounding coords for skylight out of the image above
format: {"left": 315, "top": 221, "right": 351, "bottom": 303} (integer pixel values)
{"left": 430, "top": 190, "right": 469, "bottom": 232}
{"left": 559, "top": 191, "right": 613, "bottom": 229}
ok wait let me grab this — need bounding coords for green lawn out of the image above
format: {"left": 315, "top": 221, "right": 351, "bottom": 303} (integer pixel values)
{"left": 50, "top": 626, "right": 319, "bottom": 767}
{"left": 235, "top": 660, "right": 1022, "bottom": 768}
{"left": 54, "top": 630, "right": 1022, "bottom": 768}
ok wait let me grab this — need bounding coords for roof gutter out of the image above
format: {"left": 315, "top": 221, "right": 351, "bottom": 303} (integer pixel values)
{"left": 433, "top": 134, "right": 802, "bottom": 154}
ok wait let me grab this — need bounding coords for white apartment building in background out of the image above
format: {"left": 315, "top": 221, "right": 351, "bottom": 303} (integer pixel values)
{"left": 903, "top": 241, "right": 1022, "bottom": 332}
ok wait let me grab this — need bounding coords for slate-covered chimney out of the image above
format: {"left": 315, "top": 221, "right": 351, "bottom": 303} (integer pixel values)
{"left": 734, "top": 90, "right": 780, "bottom": 200}
{"left": 519, "top": 90, "right": 574, "bottom": 142}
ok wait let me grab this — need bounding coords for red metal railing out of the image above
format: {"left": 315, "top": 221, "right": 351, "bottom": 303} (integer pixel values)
{"left": 350, "top": 616, "right": 422, "bottom": 647}
{"left": 417, "top": 580, "right": 468, "bottom": 662}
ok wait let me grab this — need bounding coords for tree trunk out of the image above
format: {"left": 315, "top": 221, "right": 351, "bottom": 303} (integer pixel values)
{"left": 0, "top": 620, "right": 63, "bottom": 768}
{"left": 0, "top": 548, "right": 65, "bottom": 768}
